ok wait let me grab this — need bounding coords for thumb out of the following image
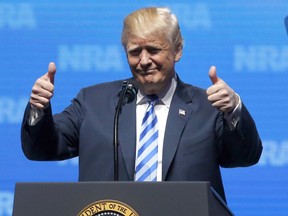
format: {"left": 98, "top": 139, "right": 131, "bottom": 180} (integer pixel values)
{"left": 46, "top": 62, "right": 56, "bottom": 84}
{"left": 208, "top": 66, "right": 220, "bottom": 84}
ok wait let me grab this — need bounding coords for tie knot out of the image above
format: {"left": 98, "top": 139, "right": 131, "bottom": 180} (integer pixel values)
{"left": 147, "top": 94, "right": 158, "bottom": 105}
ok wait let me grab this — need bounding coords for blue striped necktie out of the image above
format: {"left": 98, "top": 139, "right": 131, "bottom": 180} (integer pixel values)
{"left": 135, "top": 96, "right": 159, "bottom": 181}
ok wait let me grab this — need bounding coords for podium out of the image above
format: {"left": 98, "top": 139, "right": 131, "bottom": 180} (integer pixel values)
{"left": 12, "top": 181, "right": 234, "bottom": 216}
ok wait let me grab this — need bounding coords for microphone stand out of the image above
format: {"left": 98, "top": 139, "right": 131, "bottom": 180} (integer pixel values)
{"left": 113, "top": 81, "right": 129, "bottom": 181}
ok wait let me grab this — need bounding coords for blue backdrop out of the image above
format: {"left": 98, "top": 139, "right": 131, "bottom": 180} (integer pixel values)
{"left": 0, "top": 0, "right": 288, "bottom": 215}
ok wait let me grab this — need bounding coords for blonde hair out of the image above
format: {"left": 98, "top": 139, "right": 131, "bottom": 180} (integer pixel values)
{"left": 121, "top": 7, "right": 183, "bottom": 49}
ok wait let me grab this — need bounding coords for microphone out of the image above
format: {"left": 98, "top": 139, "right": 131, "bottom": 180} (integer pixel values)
{"left": 121, "top": 81, "right": 138, "bottom": 105}
{"left": 285, "top": 16, "right": 288, "bottom": 35}
{"left": 113, "top": 80, "right": 138, "bottom": 181}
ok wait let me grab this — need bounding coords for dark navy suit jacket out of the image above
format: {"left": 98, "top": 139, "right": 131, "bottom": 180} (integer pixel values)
{"left": 21, "top": 77, "right": 262, "bottom": 201}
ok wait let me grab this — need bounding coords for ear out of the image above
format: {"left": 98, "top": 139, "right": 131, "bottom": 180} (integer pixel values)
{"left": 174, "top": 43, "right": 183, "bottom": 62}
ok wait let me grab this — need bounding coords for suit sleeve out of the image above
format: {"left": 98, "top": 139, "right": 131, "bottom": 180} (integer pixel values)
{"left": 217, "top": 103, "right": 263, "bottom": 167}
{"left": 21, "top": 89, "right": 86, "bottom": 161}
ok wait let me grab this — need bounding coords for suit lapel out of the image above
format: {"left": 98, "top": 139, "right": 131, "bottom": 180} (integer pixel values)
{"left": 162, "top": 80, "right": 194, "bottom": 180}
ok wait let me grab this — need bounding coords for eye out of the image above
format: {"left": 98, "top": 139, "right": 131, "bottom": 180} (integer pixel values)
{"left": 147, "top": 47, "right": 161, "bottom": 55}
{"left": 128, "top": 48, "right": 141, "bottom": 57}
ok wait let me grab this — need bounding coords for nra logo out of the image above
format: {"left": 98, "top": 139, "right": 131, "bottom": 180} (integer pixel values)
{"left": 234, "top": 45, "right": 288, "bottom": 72}
{"left": 0, "top": 3, "right": 36, "bottom": 29}
{"left": 78, "top": 200, "right": 139, "bottom": 216}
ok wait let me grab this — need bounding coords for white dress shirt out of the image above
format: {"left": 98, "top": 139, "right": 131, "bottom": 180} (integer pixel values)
{"left": 135, "top": 77, "right": 177, "bottom": 181}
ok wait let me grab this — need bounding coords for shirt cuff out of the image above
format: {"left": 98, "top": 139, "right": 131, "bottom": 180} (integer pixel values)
{"left": 29, "top": 105, "right": 44, "bottom": 126}
{"left": 224, "top": 93, "right": 242, "bottom": 130}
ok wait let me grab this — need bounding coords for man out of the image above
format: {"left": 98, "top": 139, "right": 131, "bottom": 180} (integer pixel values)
{"left": 21, "top": 7, "right": 262, "bottom": 202}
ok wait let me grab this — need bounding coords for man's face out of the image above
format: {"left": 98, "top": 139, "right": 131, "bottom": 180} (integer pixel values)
{"left": 125, "top": 34, "right": 181, "bottom": 95}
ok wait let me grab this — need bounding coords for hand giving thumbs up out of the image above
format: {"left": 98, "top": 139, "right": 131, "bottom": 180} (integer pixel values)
{"left": 30, "top": 62, "right": 56, "bottom": 109}
{"left": 206, "top": 66, "right": 239, "bottom": 113}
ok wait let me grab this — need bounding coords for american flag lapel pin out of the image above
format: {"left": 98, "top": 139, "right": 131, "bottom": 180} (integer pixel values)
{"left": 179, "top": 109, "right": 186, "bottom": 116}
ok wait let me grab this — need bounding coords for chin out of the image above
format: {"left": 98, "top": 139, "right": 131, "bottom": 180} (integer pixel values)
{"left": 140, "top": 83, "right": 161, "bottom": 95}
{"left": 135, "top": 76, "right": 163, "bottom": 94}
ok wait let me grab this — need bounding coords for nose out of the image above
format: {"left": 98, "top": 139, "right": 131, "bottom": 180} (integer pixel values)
{"left": 139, "top": 50, "right": 152, "bottom": 67}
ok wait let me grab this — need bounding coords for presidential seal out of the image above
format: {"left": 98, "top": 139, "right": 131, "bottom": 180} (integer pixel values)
{"left": 77, "top": 200, "right": 140, "bottom": 216}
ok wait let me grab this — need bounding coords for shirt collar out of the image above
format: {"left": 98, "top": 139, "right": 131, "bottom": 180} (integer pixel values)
{"left": 136, "top": 75, "right": 177, "bottom": 108}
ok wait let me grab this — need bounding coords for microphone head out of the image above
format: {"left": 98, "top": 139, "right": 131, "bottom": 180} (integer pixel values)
{"left": 125, "top": 83, "right": 138, "bottom": 104}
